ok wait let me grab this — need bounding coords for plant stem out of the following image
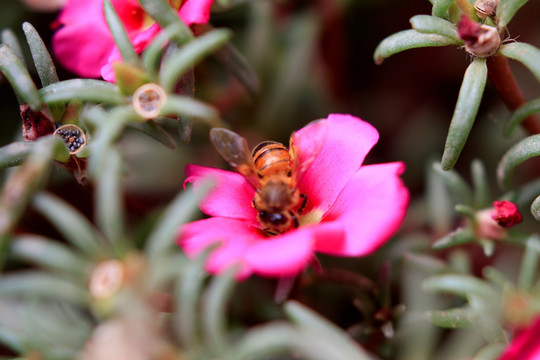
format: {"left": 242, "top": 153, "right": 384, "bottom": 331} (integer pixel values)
{"left": 486, "top": 55, "right": 540, "bottom": 135}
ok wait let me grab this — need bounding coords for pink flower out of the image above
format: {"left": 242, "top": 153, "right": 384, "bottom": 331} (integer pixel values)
{"left": 177, "top": 114, "right": 409, "bottom": 279}
{"left": 52, "top": 0, "right": 214, "bottom": 81}
{"left": 492, "top": 200, "right": 523, "bottom": 228}
{"left": 498, "top": 316, "right": 540, "bottom": 360}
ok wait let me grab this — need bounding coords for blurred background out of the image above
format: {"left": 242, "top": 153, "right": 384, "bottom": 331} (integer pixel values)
{"left": 2, "top": 0, "right": 540, "bottom": 358}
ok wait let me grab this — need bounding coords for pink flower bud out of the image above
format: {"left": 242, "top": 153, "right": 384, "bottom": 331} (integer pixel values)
{"left": 492, "top": 200, "right": 523, "bottom": 228}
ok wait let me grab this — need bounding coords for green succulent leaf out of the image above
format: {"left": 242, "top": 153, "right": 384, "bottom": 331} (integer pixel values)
{"left": 441, "top": 58, "right": 487, "bottom": 170}
{"left": 142, "top": 23, "right": 184, "bottom": 75}
{"left": 146, "top": 179, "right": 215, "bottom": 259}
{"left": 423, "top": 274, "right": 497, "bottom": 300}
{"left": 432, "top": 0, "right": 456, "bottom": 19}
{"left": 32, "top": 192, "right": 106, "bottom": 259}
{"left": 426, "top": 307, "right": 472, "bottom": 328}
{"left": 472, "top": 343, "right": 505, "bottom": 360}
{"left": 497, "top": 0, "right": 530, "bottom": 29}
{"left": 431, "top": 162, "right": 474, "bottom": 205}
{"left": 10, "top": 235, "right": 92, "bottom": 280}
{"left": 137, "top": 0, "right": 193, "bottom": 44}
{"left": 0, "top": 271, "right": 90, "bottom": 305}
{"left": 471, "top": 159, "right": 491, "bottom": 208}
{"left": 410, "top": 15, "right": 461, "bottom": 41}
{"left": 22, "top": 22, "right": 59, "bottom": 87}
{"left": 1, "top": 29, "right": 25, "bottom": 65}
{"left": 500, "top": 42, "right": 540, "bottom": 84}
{"left": 0, "top": 326, "right": 25, "bottom": 354}
{"left": 39, "top": 79, "right": 125, "bottom": 105}
{"left": 284, "top": 301, "right": 375, "bottom": 360}
{"left": 213, "top": 38, "right": 261, "bottom": 95}
{"left": 95, "top": 148, "right": 129, "bottom": 257}
{"left": 162, "top": 95, "right": 222, "bottom": 127}
{"left": 433, "top": 227, "right": 476, "bottom": 250}
{"left": 128, "top": 120, "right": 177, "bottom": 149}
{"left": 373, "top": 29, "right": 461, "bottom": 65}
{"left": 504, "top": 98, "right": 540, "bottom": 136}
{"left": 103, "top": 0, "right": 141, "bottom": 68}
{"left": 160, "top": 28, "right": 233, "bottom": 92}
{"left": 497, "top": 134, "right": 540, "bottom": 190}
{"left": 518, "top": 235, "right": 540, "bottom": 291}
{"left": 202, "top": 266, "right": 238, "bottom": 353}
{"left": 0, "top": 44, "right": 41, "bottom": 110}
{"left": 0, "top": 142, "right": 32, "bottom": 168}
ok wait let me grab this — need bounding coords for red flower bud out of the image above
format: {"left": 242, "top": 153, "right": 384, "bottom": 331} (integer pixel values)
{"left": 492, "top": 200, "right": 523, "bottom": 228}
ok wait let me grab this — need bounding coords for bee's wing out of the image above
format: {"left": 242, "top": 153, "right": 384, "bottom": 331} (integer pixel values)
{"left": 289, "top": 119, "right": 327, "bottom": 186}
{"left": 210, "top": 128, "right": 259, "bottom": 188}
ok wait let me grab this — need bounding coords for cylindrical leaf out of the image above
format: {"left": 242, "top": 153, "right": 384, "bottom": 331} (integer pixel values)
{"left": 0, "top": 271, "right": 90, "bottom": 305}
{"left": 441, "top": 58, "right": 487, "bottom": 170}
{"left": 146, "top": 179, "right": 214, "bottom": 258}
{"left": 0, "top": 44, "right": 41, "bottom": 110}
{"left": 0, "top": 142, "right": 31, "bottom": 169}
{"left": 472, "top": 343, "right": 505, "bottom": 360}
{"left": 95, "top": 148, "right": 128, "bottom": 257}
{"left": 433, "top": 227, "right": 475, "bottom": 250}
{"left": 137, "top": 0, "right": 192, "bottom": 43}
{"left": 103, "top": 0, "right": 141, "bottom": 67}
{"left": 518, "top": 235, "right": 540, "bottom": 291}
{"left": 10, "top": 235, "right": 91, "bottom": 280}
{"left": 471, "top": 159, "right": 491, "bottom": 208}
{"left": 431, "top": 162, "right": 473, "bottom": 205}
{"left": 500, "top": 42, "right": 540, "bottom": 84}
{"left": 374, "top": 29, "right": 461, "bottom": 65}
{"left": 432, "top": 0, "right": 455, "bottom": 19}
{"left": 32, "top": 192, "right": 106, "bottom": 258}
{"left": 160, "top": 29, "right": 233, "bottom": 92}
{"left": 39, "top": 79, "right": 125, "bottom": 105}
{"left": 504, "top": 98, "right": 540, "bottom": 136}
{"left": 423, "top": 274, "right": 496, "bottom": 300}
{"left": 497, "top": 0, "right": 530, "bottom": 28}
{"left": 22, "top": 22, "right": 59, "bottom": 87}
{"left": 128, "top": 121, "right": 177, "bottom": 149}
{"left": 1, "top": 29, "right": 25, "bottom": 65}
{"left": 425, "top": 307, "right": 472, "bottom": 328}
{"left": 202, "top": 266, "right": 238, "bottom": 352}
{"left": 162, "top": 95, "right": 222, "bottom": 127}
{"left": 497, "top": 134, "right": 540, "bottom": 190}
{"left": 142, "top": 23, "right": 184, "bottom": 75}
{"left": 213, "top": 39, "right": 260, "bottom": 95}
{"left": 410, "top": 15, "right": 461, "bottom": 41}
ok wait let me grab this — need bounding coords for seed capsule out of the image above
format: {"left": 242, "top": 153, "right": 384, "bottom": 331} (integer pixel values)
{"left": 54, "top": 124, "right": 87, "bottom": 155}
{"left": 132, "top": 83, "right": 167, "bottom": 120}
{"left": 475, "top": 0, "right": 499, "bottom": 20}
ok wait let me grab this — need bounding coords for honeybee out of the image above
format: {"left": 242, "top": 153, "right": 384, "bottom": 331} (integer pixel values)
{"left": 209, "top": 125, "right": 324, "bottom": 235}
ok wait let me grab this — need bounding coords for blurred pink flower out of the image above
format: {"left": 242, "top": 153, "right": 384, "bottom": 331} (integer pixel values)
{"left": 498, "top": 316, "right": 540, "bottom": 360}
{"left": 177, "top": 114, "right": 409, "bottom": 279}
{"left": 52, "top": 0, "right": 213, "bottom": 81}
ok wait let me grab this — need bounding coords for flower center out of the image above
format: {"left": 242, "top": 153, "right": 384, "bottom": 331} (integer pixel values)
{"left": 299, "top": 209, "right": 324, "bottom": 227}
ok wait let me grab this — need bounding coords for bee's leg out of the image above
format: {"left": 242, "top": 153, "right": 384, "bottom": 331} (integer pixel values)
{"left": 252, "top": 199, "right": 260, "bottom": 210}
{"left": 298, "top": 194, "right": 308, "bottom": 214}
{"left": 290, "top": 211, "right": 299, "bottom": 228}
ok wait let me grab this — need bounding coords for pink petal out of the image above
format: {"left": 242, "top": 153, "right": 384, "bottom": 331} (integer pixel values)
{"left": 178, "top": 0, "right": 214, "bottom": 25}
{"left": 178, "top": 217, "right": 261, "bottom": 279}
{"left": 297, "top": 114, "right": 379, "bottom": 215}
{"left": 317, "top": 162, "right": 409, "bottom": 256}
{"left": 245, "top": 227, "right": 316, "bottom": 277}
{"left": 52, "top": 0, "right": 114, "bottom": 78}
{"left": 100, "top": 24, "right": 161, "bottom": 82}
{"left": 184, "top": 164, "right": 257, "bottom": 222}
{"left": 498, "top": 316, "right": 540, "bottom": 360}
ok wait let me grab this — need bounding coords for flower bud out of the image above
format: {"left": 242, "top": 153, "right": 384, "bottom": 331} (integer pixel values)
{"left": 54, "top": 124, "right": 87, "bottom": 155}
{"left": 132, "top": 83, "right": 167, "bottom": 120}
{"left": 475, "top": 200, "right": 522, "bottom": 240}
{"left": 458, "top": 15, "right": 501, "bottom": 58}
{"left": 474, "top": 0, "right": 499, "bottom": 20}
{"left": 20, "top": 104, "right": 55, "bottom": 141}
